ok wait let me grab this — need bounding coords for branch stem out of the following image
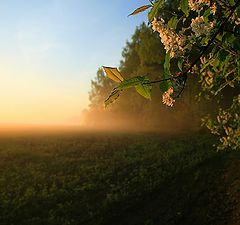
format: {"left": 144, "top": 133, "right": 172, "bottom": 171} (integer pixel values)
{"left": 144, "top": 77, "right": 172, "bottom": 85}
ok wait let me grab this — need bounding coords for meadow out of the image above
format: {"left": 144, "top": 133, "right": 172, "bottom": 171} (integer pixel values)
{"left": 0, "top": 130, "right": 239, "bottom": 225}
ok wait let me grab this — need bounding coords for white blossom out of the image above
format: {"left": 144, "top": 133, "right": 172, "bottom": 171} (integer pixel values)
{"left": 191, "top": 16, "right": 214, "bottom": 37}
{"left": 235, "top": 18, "right": 240, "bottom": 25}
{"left": 151, "top": 18, "right": 186, "bottom": 58}
{"left": 162, "top": 86, "right": 175, "bottom": 107}
{"left": 210, "top": 3, "right": 217, "bottom": 15}
{"left": 205, "top": 71, "right": 214, "bottom": 87}
{"left": 188, "top": 0, "right": 210, "bottom": 11}
{"left": 200, "top": 56, "right": 207, "bottom": 64}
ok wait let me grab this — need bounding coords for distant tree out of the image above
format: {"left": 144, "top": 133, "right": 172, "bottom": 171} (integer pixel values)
{"left": 89, "top": 69, "right": 113, "bottom": 110}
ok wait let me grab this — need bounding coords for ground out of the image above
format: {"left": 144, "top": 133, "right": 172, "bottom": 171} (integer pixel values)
{"left": 0, "top": 130, "right": 239, "bottom": 225}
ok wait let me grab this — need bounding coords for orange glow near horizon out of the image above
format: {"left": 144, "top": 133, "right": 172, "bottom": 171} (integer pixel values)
{"left": 0, "top": 0, "right": 147, "bottom": 128}
{"left": 0, "top": 67, "right": 89, "bottom": 127}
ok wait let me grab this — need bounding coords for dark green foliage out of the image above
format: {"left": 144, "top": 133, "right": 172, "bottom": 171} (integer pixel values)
{"left": 148, "top": 0, "right": 164, "bottom": 22}
{"left": 0, "top": 132, "right": 239, "bottom": 225}
{"left": 179, "top": 0, "right": 189, "bottom": 16}
{"left": 159, "top": 51, "right": 172, "bottom": 92}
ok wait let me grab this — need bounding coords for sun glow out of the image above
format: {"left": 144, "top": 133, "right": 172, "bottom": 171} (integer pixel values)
{"left": 0, "top": 0, "right": 147, "bottom": 129}
{"left": 0, "top": 67, "right": 88, "bottom": 126}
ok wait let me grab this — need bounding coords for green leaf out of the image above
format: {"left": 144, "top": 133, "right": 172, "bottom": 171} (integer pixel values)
{"left": 168, "top": 16, "right": 179, "bottom": 30}
{"left": 128, "top": 5, "right": 152, "bottom": 17}
{"left": 212, "top": 58, "right": 220, "bottom": 70}
{"left": 148, "top": 0, "right": 164, "bottom": 22}
{"left": 200, "top": 36, "right": 208, "bottom": 45}
{"left": 160, "top": 52, "right": 172, "bottom": 92}
{"left": 179, "top": 0, "right": 189, "bottom": 16}
{"left": 222, "top": 32, "right": 234, "bottom": 44}
{"left": 115, "top": 76, "right": 144, "bottom": 90}
{"left": 177, "top": 58, "right": 184, "bottom": 71}
{"left": 135, "top": 77, "right": 152, "bottom": 99}
{"left": 103, "top": 66, "right": 124, "bottom": 83}
{"left": 217, "top": 49, "right": 228, "bottom": 62}
{"left": 104, "top": 89, "right": 121, "bottom": 108}
{"left": 236, "top": 6, "right": 240, "bottom": 17}
{"left": 233, "top": 38, "right": 240, "bottom": 51}
{"left": 115, "top": 76, "right": 152, "bottom": 99}
{"left": 164, "top": 51, "right": 171, "bottom": 76}
{"left": 159, "top": 80, "right": 172, "bottom": 93}
{"left": 203, "top": 8, "right": 211, "bottom": 18}
{"left": 229, "top": 0, "right": 235, "bottom": 6}
{"left": 104, "top": 76, "right": 152, "bottom": 107}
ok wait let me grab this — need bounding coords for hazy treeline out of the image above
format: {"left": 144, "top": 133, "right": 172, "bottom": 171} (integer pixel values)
{"left": 82, "top": 23, "right": 214, "bottom": 132}
{"left": 82, "top": 22, "right": 215, "bottom": 132}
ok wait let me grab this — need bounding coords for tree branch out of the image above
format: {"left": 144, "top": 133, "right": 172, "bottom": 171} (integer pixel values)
{"left": 141, "top": 0, "right": 240, "bottom": 97}
{"left": 178, "top": 0, "right": 240, "bottom": 78}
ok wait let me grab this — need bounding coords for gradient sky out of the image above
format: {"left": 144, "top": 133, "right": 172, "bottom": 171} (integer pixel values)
{"left": 0, "top": 0, "right": 149, "bottom": 125}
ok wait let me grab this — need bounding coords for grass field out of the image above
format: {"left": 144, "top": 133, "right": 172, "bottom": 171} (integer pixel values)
{"left": 0, "top": 130, "right": 239, "bottom": 225}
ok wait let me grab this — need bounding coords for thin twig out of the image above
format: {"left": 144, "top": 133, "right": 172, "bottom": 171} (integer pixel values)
{"left": 214, "top": 38, "right": 239, "bottom": 56}
{"left": 214, "top": 75, "right": 238, "bottom": 96}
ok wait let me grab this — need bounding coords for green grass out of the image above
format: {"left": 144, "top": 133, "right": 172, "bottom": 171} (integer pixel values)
{"left": 0, "top": 131, "right": 239, "bottom": 225}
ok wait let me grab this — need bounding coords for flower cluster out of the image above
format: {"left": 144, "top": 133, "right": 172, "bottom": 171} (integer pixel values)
{"left": 189, "top": 0, "right": 217, "bottom": 15}
{"left": 188, "top": 0, "right": 210, "bottom": 11}
{"left": 210, "top": 3, "right": 217, "bottom": 15}
{"left": 191, "top": 16, "right": 214, "bottom": 37}
{"left": 200, "top": 69, "right": 215, "bottom": 90}
{"left": 203, "top": 95, "right": 240, "bottom": 150}
{"left": 205, "top": 71, "right": 214, "bottom": 87}
{"left": 218, "top": 106, "right": 240, "bottom": 150}
{"left": 152, "top": 18, "right": 186, "bottom": 58}
{"left": 162, "top": 86, "right": 175, "bottom": 107}
{"left": 235, "top": 18, "right": 240, "bottom": 25}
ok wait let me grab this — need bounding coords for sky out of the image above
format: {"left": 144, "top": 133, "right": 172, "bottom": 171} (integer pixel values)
{"left": 0, "top": 0, "right": 150, "bottom": 126}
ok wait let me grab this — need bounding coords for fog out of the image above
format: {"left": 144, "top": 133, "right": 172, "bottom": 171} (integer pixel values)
{"left": 0, "top": 111, "right": 201, "bottom": 138}
{"left": 80, "top": 106, "right": 202, "bottom": 135}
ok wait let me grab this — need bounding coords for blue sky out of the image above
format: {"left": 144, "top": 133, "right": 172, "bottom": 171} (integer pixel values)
{"left": 0, "top": 0, "right": 150, "bottom": 124}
